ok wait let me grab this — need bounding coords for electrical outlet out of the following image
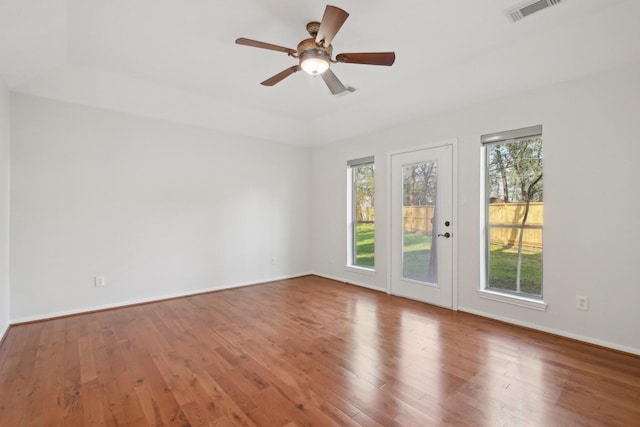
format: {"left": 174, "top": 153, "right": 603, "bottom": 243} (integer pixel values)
{"left": 270, "top": 256, "right": 277, "bottom": 265}
{"left": 94, "top": 276, "right": 106, "bottom": 288}
{"left": 576, "top": 295, "right": 588, "bottom": 311}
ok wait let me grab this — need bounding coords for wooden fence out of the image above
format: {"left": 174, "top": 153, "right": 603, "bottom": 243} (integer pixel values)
{"left": 357, "top": 203, "right": 543, "bottom": 248}
{"left": 403, "top": 206, "right": 436, "bottom": 234}
{"left": 487, "top": 202, "right": 543, "bottom": 248}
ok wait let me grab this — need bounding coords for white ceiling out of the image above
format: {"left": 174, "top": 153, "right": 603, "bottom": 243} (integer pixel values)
{"left": 1, "top": 0, "right": 639, "bottom": 145}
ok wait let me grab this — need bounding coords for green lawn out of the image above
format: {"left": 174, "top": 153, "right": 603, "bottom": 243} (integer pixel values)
{"left": 356, "top": 223, "right": 542, "bottom": 295}
{"left": 354, "top": 223, "right": 375, "bottom": 267}
{"left": 402, "top": 231, "right": 433, "bottom": 282}
{"left": 488, "top": 244, "right": 542, "bottom": 296}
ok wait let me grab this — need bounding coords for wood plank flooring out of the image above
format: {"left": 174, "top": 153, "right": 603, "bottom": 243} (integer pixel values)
{"left": 0, "top": 275, "right": 639, "bottom": 426}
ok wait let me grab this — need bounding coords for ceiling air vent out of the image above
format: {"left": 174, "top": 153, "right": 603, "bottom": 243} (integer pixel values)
{"left": 506, "top": 0, "right": 563, "bottom": 22}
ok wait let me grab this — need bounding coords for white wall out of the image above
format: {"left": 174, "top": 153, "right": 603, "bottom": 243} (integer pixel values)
{"left": 7, "top": 62, "right": 640, "bottom": 354}
{"left": 311, "top": 61, "right": 640, "bottom": 354}
{"left": 0, "top": 78, "right": 10, "bottom": 338}
{"left": 10, "top": 94, "right": 310, "bottom": 321}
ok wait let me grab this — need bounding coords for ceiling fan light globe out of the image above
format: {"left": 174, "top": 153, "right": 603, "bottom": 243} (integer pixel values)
{"left": 301, "top": 58, "right": 329, "bottom": 75}
{"left": 300, "top": 50, "right": 330, "bottom": 76}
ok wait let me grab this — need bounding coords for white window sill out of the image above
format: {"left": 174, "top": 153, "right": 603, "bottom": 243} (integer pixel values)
{"left": 478, "top": 289, "right": 547, "bottom": 311}
{"left": 345, "top": 265, "right": 376, "bottom": 276}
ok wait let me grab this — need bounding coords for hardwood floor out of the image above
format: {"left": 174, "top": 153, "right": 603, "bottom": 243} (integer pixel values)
{"left": 0, "top": 276, "right": 638, "bottom": 426}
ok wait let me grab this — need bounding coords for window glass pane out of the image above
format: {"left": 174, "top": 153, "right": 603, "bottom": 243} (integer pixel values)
{"left": 402, "top": 161, "right": 438, "bottom": 283}
{"left": 486, "top": 136, "right": 543, "bottom": 298}
{"left": 352, "top": 162, "right": 375, "bottom": 267}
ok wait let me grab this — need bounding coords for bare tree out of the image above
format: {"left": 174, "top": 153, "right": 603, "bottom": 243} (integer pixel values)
{"left": 515, "top": 172, "right": 542, "bottom": 289}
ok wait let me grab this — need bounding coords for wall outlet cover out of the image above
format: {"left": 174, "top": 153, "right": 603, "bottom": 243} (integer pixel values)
{"left": 576, "top": 295, "right": 589, "bottom": 311}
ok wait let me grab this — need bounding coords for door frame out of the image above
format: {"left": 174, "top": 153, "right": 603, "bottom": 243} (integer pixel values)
{"left": 387, "top": 138, "right": 459, "bottom": 310}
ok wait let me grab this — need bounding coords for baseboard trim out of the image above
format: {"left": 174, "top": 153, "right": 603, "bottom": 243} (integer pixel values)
{"left": 9, "top": 275, "right": 637, "bottom": 357}
{"left": 0, "top": 324, "right": 9, "bottom": 349}
{"left": 458, "top": 305, "right": 640, "bottom": 357}
{"left": 310, "top": 271, "right": 389, "bottom": 294}
{"left": 10, "top": 272, "right": 312, "bottom": 325}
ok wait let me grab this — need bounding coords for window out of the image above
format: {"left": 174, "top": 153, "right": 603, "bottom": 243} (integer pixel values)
{"left": 482, "top": 126, "right": 543, "bottom": 299}
{"left": 347, "top": 156, "right": 375, "bottom": 269}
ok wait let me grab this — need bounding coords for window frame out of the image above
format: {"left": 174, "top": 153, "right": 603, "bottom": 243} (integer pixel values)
{"left": 347, "top": 156, "right": 375, "bottom": 272}
{"left": 480, "top": 126, "right": 547, "bottom": 310}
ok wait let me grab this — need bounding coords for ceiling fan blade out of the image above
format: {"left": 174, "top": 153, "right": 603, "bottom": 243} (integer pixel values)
{"left": 315, "top": 5, "right": 349, "bottom": 47}
{"left": 261, "top": 66, "right": 301, "bottom": 86}
{"left": 235, "top": 38, "right": 297, "bottom": 55}
{"left": 335, "top": 52, "right": 396, "bottom": 66}
{"left": 321, "top": 68, "right": 347, "bottom": 95}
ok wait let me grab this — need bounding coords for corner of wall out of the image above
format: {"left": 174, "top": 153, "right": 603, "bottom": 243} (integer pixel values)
{"left": 0, "top": 76, "right": 11, "bottom": 336}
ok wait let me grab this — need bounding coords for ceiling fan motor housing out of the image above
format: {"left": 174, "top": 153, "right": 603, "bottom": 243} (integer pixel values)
{"left": 297, "top": 38, "right": 332, "bottom": 58}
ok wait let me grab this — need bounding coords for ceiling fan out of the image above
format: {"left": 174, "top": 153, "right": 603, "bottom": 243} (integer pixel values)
{"left": 235, "top": 5, "right": 396, "bottom": 95}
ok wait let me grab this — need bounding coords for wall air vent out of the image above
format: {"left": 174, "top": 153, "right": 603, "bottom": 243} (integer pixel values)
{"left": 506, "top": 0, "right": 563, "bottom": 22}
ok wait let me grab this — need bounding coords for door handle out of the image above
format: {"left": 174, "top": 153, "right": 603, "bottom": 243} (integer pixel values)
{"left": 437, "top": 232, "right": 451, "bottom": 238}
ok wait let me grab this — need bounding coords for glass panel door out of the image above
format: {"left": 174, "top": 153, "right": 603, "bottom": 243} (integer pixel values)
{"left": 391, "top": 145, "right": 453, "bottom": 309}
